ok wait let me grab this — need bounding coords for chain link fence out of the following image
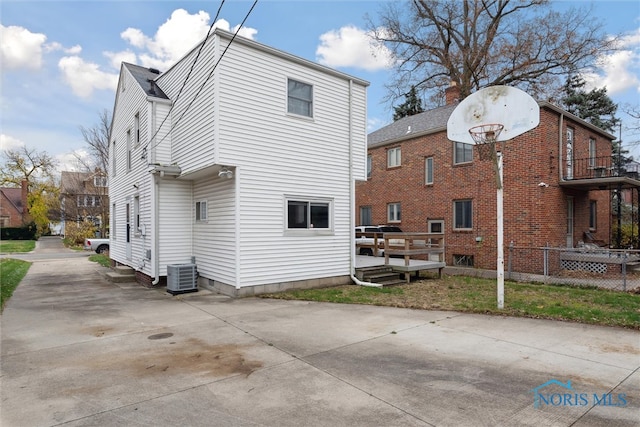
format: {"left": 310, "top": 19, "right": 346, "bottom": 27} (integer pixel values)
{"left": 444, "top": 244, "right": 640, "bottom": 292}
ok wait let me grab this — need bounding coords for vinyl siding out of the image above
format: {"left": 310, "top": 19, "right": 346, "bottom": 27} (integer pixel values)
{"left": 110, "top": 67, "right": 155, "bottom": 269}
{"left": 156, "top": 36, "right": 217, "bottom": 170}
{"left": 192, "top": 176, "right": 236, "bottom": 285}
{"left": 212, "top": 35, "right": 362, "bottom": 286}
{"left": 158, "top": 179, "right": 193, "bottom": 275}
{"left": 112, "top": 30, "right": 367, "bottom": 289}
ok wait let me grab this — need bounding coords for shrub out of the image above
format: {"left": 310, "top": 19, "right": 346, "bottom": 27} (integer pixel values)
{"left": 0, "top": 223, "right": 37, "bottom": 240}
{"left": 64, "top": 220, "right": 98, "bottom": 246}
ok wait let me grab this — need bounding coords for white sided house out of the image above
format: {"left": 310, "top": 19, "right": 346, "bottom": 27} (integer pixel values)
{"left": 109, "top": 29, "right": 369, "bottom": 296}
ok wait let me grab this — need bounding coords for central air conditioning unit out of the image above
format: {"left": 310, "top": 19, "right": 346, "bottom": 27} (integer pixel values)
{"left": 167, "top": 263, "right": 198, "bottom": 295}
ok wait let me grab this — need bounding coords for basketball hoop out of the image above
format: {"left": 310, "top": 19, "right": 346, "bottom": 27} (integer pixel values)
{"left": 469, "top": 123, "right": 505, "bottom": 189}
{"left": 469, "top": 123, "right": 504, "bottom": 162}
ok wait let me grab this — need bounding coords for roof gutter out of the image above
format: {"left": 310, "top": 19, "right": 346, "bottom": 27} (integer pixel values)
{"left": 368, "top": 125, "right": 448, "bottom": 149}
{"left": 347, "top": 79, "right": 382, "bottom": 288}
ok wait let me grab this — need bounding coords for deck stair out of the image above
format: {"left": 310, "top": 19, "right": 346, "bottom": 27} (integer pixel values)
{"left": 105, "top": 266, "right": 136, "bottom": 283}
{"left": 356, "top": 266, "right": 405, "bottom": 286}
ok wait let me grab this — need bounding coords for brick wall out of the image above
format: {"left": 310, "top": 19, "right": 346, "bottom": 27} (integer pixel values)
{"left": 356, "top": 106, "right": 613, "bottom": 272}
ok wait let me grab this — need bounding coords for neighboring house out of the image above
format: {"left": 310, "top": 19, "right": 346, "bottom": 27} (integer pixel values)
{"left": 356, "top": 84, "right": 639, "bottom": 273}
{"left": 60, "top": 170, "right": 109, "bottom": 236}
{"left": 109, "top": 29, "right": 369, "bottom": 296}
{"left": 0, "top": 180, "right": 29, "bottom": 227}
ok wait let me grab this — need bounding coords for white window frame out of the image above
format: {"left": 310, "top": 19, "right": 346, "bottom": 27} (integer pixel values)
{"left": 589, "top": 200, "right": 597, "bottom": 230}
{"left": 453, "top": 200, "right": 472, "bottom": 230}
{"left": 94, "top": 176, "right": 108, "bottom": 187}
{"left": 134, "top": 195, "right": 140, "bottom": 233}
{"left": 387, "top": 202, "right": 401, "bottom": 223}
{"left": 367, "top": 155, "right": 372, "bottom": 179}
{"left": 360, "top": 205, "right": 372, "bottom": 226}
{"left": 589, "top": 137, "right": 596, "bottom": 168}
{"left": 425, "top": 157, "right": 434, "bottom": 184}
{"left": 134, "top": 112, "right": 140, "bottom": 146}
{"left": 454, "top": 141, "right": 473, "bottom": 164}
{"left": 284, "top": 196, "right": 333, "bottom": 234}
{"left": 195, "top": 200, "right": 208, "bottom": 222}
{"left": 287, "top": 78, "right": 313, "bottom": 118}
{"left": 387, "top": 147, "right": 401, "bottom": 168}
{"left": 428, "top": 219, "right": 444, "bottom": 234}
{"left": 126, "top": 129, "right": 132, "bottom": 172}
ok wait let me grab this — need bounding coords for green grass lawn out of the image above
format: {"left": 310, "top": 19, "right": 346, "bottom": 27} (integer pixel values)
{"left": 0, "top": 240, "right": 35, "bottom": 253}
{"left": 89, "top": 253, "right": 111, "bottom": 267}
{"left": 263, "top": 275, "right": 640, "bottom": 330}
{"left": 0, "top": 258, "right": 31, "bottom": 312}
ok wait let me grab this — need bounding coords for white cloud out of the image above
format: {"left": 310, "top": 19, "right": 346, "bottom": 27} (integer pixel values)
{"left": 116, "top": 10, "right": 257, "bottom": 71}
{"left": 584, "top": 28, "right": 640, "bottom": 95}
{"left": 58, "top": 56, "right": 119, "bottom": 98}
{"left": 367, "top": 116, "right": 389, "bottom": 133}
{"left": 233, "top": 24, "right": 258, "bottom": 40}
{"left": 104, "top": 50, "right": 137, "bottom": 70}
{"left": 56, "top": 149, "right": 91, "bottom": 173}
{"left": 316, "top": 25, "right": 395, "bottom": 71}
{"left": 0, "top": 134, "right": 25, "bottom": 151}
{"left": 0, "top": 25, "right": 47, "bottom": 70}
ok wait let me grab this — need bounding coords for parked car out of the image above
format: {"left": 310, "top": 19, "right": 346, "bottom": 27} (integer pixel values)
{"left": 84, "top": 238, "right": 109, "bottom": 254}
{"left": 355, "top": 225, "right": 403, "bottom": 256}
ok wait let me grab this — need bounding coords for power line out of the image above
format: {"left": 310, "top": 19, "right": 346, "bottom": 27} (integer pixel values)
{"left": 146, "top": 0, "right": 259, "bottom": 154}
{"left": 142, "top": 1, "right": 226, "bottom": 153}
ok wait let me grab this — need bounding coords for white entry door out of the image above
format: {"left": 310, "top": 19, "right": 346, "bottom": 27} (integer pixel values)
{"left": 566, "top": 197, "right": 574, "bottom": 248}
{"left": 126, "top": 202, "right": 132, "bottom": 260}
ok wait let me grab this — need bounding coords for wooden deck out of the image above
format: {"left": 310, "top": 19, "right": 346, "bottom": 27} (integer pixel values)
{"left": 356, "top": 232, "right": 446, "bottom": 283}
{"left": 355, "top": 255, "right": 446, "bottom": 283}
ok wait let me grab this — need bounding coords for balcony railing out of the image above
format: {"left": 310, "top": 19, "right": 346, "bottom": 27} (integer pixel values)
{"left": 567, "top": 156, "right": 640, "bottom": 180}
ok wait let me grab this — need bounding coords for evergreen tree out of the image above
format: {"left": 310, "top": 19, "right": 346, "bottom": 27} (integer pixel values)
{"left": 393, "top": 86, "right": 424, "bottom": 121}
{"left": 562, "top": 75, "right": 619, "bottom": 133}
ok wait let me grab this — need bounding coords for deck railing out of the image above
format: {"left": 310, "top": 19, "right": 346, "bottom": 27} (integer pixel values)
{"left": 568, "top": 156, "right": 640, "bottom": 180}
{"left": 382, "top": 233, "right": 445, "bottom": 266}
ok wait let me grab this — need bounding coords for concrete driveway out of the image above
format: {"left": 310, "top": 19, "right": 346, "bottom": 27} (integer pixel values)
{"left": 1, "top": 237, "right": 639, "bottom": 426}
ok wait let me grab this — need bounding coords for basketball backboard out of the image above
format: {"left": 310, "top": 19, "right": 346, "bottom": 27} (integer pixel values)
{"left": 447, "top": 85, "right": 540, "bottom": 144}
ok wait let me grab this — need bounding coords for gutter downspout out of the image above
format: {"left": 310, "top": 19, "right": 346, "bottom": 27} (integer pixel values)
{"left": 150, "top": 100, "right": 160, "bottom": 286}
{"left": 559, "top": 112, "right": 564, "bottom": 182}
{"left": 347, "top": 79, "right": 382, "bottom": 288}
{"left": 151, "top": 173, "right": 160, "bottom": 285}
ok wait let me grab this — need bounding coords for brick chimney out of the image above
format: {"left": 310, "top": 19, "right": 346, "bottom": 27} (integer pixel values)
{"left": 445, "top": 81, "right": 460, "bottom": 105}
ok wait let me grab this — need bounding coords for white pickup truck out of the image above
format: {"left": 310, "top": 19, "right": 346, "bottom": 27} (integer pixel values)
{"left": 355, "top": 225, "right": 403, "bottom": 256}
{"left": 84, "top": 237, "right": 109, "bottom": 254}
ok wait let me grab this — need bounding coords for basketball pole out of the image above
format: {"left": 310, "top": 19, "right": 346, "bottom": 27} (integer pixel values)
{"left": 496, "top": 152, "right": 505, "bottom": 309}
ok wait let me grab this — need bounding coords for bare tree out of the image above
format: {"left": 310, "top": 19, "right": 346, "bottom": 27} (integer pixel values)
{"left": 78, "top": 109, "right": 111, "bottom": 173}
{"left": 72, "top": 109, "right": 112, "bottom": 238}
{"left": 0, "top": 145, "right": 57, "bottom": 188}
{"left": 369, "top": 0, "right": 616, "bottom": 108}
{"left": 0, "top": 146, "right": 59, "bottom": 233}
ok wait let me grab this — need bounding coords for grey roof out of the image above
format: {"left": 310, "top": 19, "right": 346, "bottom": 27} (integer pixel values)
{"left": 123, "top": 63, "right": 169, "bottom": 99}
{"left": 0, "top": 187, "right": 24, "bottom": 213}
{"left": 368, "top": 104, "right": 457, "bottom": 148}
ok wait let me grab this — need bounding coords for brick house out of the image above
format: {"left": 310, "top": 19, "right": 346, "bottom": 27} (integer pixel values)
{"left": 356, "top": 86, "right": 639, "bottom": 273}
{"left": 0, "top": 180, "right": 29, "bottom": 227}
{"left": 60, "top": 171, "right": 109, "bottom": 237}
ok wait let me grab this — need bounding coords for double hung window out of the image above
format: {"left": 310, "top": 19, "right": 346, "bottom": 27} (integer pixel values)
{"left": 287, "top": 79, "right": 313, "bottom": 117}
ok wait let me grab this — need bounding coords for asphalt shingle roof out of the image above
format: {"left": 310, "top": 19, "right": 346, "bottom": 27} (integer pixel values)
{"left": 123, "top": 63, "right": 169, "bottom": 99}
{"left": 368, "top": 104, "right": 458, "bottom": 148}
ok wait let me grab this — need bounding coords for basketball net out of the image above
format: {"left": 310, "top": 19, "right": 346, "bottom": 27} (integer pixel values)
{"left": 469, "top": 124, "right": 504, "bottom": 189}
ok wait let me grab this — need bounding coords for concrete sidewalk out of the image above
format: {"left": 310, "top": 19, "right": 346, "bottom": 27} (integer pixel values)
{"left": 1, "top": 249, "right": 639, "bottom": 426}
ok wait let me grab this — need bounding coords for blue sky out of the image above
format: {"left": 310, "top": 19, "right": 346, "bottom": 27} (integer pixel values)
{"left": 1, "top": 0, "right": 639, "bottom": 171}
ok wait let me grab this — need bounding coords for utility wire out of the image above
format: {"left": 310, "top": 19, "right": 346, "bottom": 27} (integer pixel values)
{"left": 143, "top": 0, "right": 225, "bottom": 153}
{"left": 146, "top": 0, "right": 259, "bottom": 153}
